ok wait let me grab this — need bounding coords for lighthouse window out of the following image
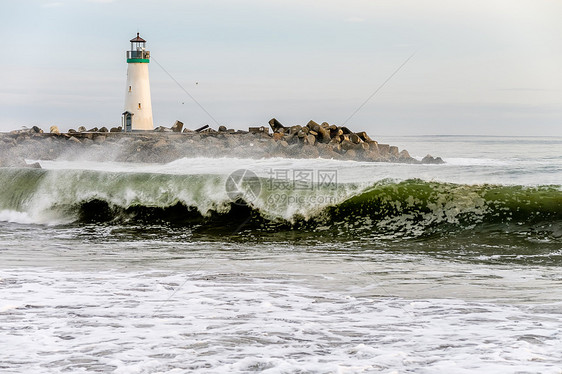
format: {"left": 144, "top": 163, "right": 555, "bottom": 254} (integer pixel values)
{"left": 138, "top": 103, "right": 142, "bottom": 109}
{"left": 128, "top": 86, "right": 132, "bottom": 92}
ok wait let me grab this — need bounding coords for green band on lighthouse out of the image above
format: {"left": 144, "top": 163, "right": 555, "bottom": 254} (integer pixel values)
{"left": 127, "top": 58, "right": 150, "bottom": 63}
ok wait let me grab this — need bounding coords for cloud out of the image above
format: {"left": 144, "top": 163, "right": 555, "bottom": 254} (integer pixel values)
{"left": 345, "top": 17, "right": 365, "bottom": 23}
{"left": 42, "top": 2, "right": 63, "bottom": 7}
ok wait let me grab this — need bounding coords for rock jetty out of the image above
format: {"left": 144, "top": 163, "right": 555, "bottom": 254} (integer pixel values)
{"left": 0, "top": 119, "right": 444, "bottom": 167}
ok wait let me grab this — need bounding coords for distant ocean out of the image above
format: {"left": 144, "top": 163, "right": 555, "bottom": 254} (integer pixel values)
{"left": 1, "top": 136, "right": 561, "bottom": 373}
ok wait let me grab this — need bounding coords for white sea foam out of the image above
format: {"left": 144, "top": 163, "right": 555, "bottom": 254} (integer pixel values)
{"left": 0, "top": 210, "right": 35, "bottom": 224}
{"left": 1, "top": 267, "right": 561, "bottom": 373}
{"left": 440, "top": 157, "right": 511, "bottom": 166}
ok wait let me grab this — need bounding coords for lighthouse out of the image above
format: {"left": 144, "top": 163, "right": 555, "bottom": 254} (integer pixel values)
{"left": 122, "top": 33, "right": 154, "bottom": 131}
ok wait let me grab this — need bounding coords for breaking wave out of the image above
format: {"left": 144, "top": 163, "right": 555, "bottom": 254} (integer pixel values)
{"left": 0, "top": 167, "right": 560, "bottom": 242}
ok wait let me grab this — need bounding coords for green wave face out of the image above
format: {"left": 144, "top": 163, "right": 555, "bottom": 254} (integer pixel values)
{"left": 0, "top": 168, "right": 47, "bottom": 211}
{"left": 325, "top": 179, "right": 562, "bottom": 232}
{"left": 1, "top": 168, "right": 561, "bottom": 246}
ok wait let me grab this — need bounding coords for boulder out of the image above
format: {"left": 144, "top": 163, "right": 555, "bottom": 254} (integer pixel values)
{"left": 289, "top": 125, "right": 301, "bottom": 135}
{"left": 317, "top": 126, "right": 331, "bottom": 143}
{"left": 249, "top": 126, "right": 269, "bottom": 134}
{"left": 171, "top": 120, "right": 184, "bottom": 132}
{"left": 341, "top": 139, "right": 360, "bottom": 151}
{"left": 286, "top": 143, "right": 301, "bottom": 154}
{"left": 350, "top": 133, "right": 361, "bottom": 144}
{"left": 378, "top": 144, "right": 390, "bottom": 156}
{"left": 284, "top": 131, "right": 296, "bottom": 142}
{"left": 331, "top": 143, "right": 342, "bottom": 153}
{"left": 78, "top": 126, "right": 87, "bottom": 132}
{"left": 268, "top": 118, "right": 285, "bottom": 132}
{"left": 304, "top": 134, "right": 316, "bottom": 146}
{"left": 154, "top": 126, "right": 172, "bottom": 132}
{"left": 87, "top": 127, "right": 98, "bottom": 132}
{"left": 317, "top": 145, "right": 338, "bottom": 159}
{"left": 330, "top": 127, "right": 343, "bottom": 138}
{"left": 110, "top": 127, "right": 122, "bottom": 133}
{"left": 421, "top": 154, "right": 445, "bottom": 164}
{"left": 49, "top": 126, "right": 60, "bottom": 135}
{"left": 99, "top": 127, "right": 108, "bottom": 133}
{"left": 363, "top": 149, "right": 380, "bottom": 162}
{"left": 345, "top": 149, "right": 357, "bottom": 159}
{"left": 218, "top": 125, "right": 227, "bottom": 132}
{"left": 307, "top": 120, "right": 321, "bottom": 132}
{"left": 31, "top": 126, "right": 43, "bottom": 134}
{"left": 68, "top": 136, "right": 81, "bottom": 144}
{"left": 301, "top": 144, "right": 320, "bottom": 158}
{"left": 367, "top": 142, "right": 379, "bottom": 154}
{"left": 329, "top": 135, "right": 343, "bottom": 144}
{"left": 273, "top": 132, "right": 284, "bottom": 141}
{"left": 356, "top": 131, "right": 373, "bottom": 142}
{"left": 389, "top": 146, "right": 399, "bottom": 158}
{"left": 398, "top": 149, "right": 411, "bottom": 160}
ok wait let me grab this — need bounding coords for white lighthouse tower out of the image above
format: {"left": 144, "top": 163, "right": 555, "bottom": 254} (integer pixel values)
{"left": 122, "top": 33, "right": 154, "bottom": 131}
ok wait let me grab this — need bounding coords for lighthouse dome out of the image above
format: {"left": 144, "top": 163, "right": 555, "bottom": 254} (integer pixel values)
{"left": 130, "top": 33, "right": 146, "bottom": 43}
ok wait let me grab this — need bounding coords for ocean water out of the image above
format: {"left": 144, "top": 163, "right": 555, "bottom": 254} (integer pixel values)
{"left": 0, "top": 135, "right": 561, "bottom": 373}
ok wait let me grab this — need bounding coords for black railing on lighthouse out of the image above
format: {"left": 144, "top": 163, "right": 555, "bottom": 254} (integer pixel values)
{"left": 127, "top": 50, "right": 150, "bottom": 59}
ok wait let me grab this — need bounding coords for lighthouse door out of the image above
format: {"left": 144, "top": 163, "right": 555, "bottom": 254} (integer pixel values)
{"left": 125, "top": 114, "right": 132, "bottom": 132}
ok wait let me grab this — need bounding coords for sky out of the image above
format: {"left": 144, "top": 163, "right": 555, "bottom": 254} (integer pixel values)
{"left": 0, "top": 0, "right": 561, "bottom": 135}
